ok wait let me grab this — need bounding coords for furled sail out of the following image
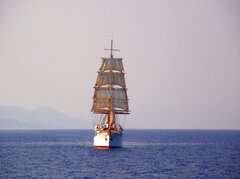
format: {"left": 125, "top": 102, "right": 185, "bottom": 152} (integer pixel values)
{"left": 95, "top": 72, "right": 125, "bottom": 87}
{"left": 99, "top": 58, "right": 124, "bottom": 72}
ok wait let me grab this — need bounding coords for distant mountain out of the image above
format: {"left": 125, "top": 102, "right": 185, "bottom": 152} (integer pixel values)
{"left": 0, "top": 106, "right": 91, "bottom": 129}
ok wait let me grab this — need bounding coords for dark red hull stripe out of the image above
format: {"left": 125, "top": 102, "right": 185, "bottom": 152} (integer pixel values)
{"left": 94, "top": 146, "right": 121, "bottom": 149}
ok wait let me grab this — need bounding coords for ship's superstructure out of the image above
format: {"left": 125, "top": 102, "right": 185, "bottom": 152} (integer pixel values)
{"left": 91, "top": 40, "right": 129, "bottom": 148}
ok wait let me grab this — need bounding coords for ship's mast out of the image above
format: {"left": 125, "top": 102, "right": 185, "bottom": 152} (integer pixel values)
{"left": 105, "top": 39, "right": 119, "bottom": 128}
{"left": 109, "top": 40, "right": 113, "bottom": 128}
{"left": 110, "top": 39, "right": 113, "bottom": 58}
{"left": 92, "top": 39, "right": 129, "bottom": 127}
{"left": 104, "top": 39, "right": 120, "bottom": 58}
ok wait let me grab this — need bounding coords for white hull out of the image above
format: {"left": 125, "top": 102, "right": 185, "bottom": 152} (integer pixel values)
{"left": 93, "top": 131, "right": 122, "bottom": 149}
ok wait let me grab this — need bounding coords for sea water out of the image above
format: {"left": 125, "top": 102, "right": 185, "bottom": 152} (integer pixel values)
{"left": 0, "top": 130, "right": 240, "bottom": 178}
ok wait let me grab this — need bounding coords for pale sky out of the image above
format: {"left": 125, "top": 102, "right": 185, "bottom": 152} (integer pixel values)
{"left": 0, "top": 0, "right": 240, "bottom": 129}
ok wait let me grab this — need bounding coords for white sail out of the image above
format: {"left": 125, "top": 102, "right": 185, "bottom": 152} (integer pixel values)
{"left": 94, "top": 87, "right": 128, "bottom": 100}
{"left": 112, "top": 98, "right": 129, "bottom": 110}
{"left": 92, "top": 99, "right": 109, "bottom": 110}
{"left": 92, "top": 98, "right": 129, "bottom": 111}
{"left": 95, "top": 72, "right": 126, "bottom": 87}
{"left": 99, "top": 58, "right": 124, "bottom": 72}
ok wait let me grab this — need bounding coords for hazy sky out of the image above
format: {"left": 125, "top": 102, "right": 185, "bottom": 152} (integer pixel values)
{"left": 1, "top": 0, "right": 240, "bottom": 129}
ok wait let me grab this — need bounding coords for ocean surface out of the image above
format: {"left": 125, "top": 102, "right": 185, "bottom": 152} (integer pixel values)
{"left": 0, "top": 130, "right": 240, "bottom": 178}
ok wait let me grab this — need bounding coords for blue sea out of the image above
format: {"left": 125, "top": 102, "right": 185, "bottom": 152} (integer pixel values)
{"left": 0, "top": 130, "right": 240, "bottom": 178}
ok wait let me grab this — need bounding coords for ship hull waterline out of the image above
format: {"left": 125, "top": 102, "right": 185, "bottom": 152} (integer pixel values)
{"left": 93, "top": 132, "right": 122, "bottom": 149}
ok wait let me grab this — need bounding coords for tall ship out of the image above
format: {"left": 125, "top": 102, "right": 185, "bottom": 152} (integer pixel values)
{"left": 91, "top": 40, "right": 130, "bottom": 148}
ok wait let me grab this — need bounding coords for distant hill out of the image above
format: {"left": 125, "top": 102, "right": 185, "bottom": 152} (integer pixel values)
{"left": 0, "top": 106, "right": 91, "bottom": 129}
